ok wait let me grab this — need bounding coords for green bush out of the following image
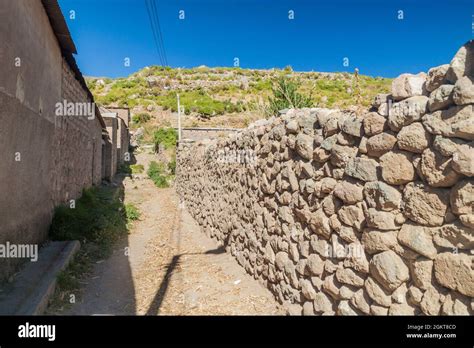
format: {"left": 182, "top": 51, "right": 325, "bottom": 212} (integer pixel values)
{"left": 132, "top": 112, "right": 151, "bottom": 124}
{"left": 49, "top": 187, "right": 127, "bottom": 256}
{"left": 156, "top": 91, "right": 239, "bottom": 117}
{"left": 47, "top": 187, "right": 129, "bottom": 312}
{"left": 153, "top": 127, "right": 178, "bottom": 151}
{"left": 130, "top": 164, "right": 144, "bottom": 174}
{"left": 148, "top": 161, "right": 169, "bottom": 188}
{"left": 125, "top": 203, "right": 141, "bottom": 222}
{"left": 267, "top": 76, "right": 313, "bottom": 116}
{"left": 251, "top": 79, "right": 272, "bottom": 92}
{"left": 315, "top": 79, "right": 347, "bottom": 92}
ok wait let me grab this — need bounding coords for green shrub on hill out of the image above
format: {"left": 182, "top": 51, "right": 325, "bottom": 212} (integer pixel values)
{"left": 132, "top": 112, "right": 151, "bottom": 124}
{"left": 153, "top": 127, "right": 177, "bottom": 151}
{"left": 157, "top": 91, "right": 241, "bottom": 117}
{"left": 89, "top": 66, "right": 393, "bottom": 121}
{"left": 267, "top": 76, "right": 313, "bottom": 116}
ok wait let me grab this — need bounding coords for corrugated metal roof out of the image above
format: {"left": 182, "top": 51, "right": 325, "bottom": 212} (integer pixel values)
{"left": 40, "top": 0, "right": 106, "bottom": 129}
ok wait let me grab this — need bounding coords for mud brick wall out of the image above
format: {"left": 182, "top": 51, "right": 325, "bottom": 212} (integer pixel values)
{"left": 103, "top": 116, "right": 118, "bottom": 180}
{"left": 51, "top": 59, "right": 103, "bottom": 205}
{"left": 0, "top": 0, "right": 105, "bottom": 280}
{"left": 177, "top": 42, "right": 474, "bottom": 316}
{"left": 117, "top": 117, "right": 129, "bottom": 165}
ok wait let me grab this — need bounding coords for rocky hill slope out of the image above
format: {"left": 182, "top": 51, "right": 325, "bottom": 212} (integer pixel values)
{"left": 86, "top": 66, "right": 391, "bottom": 130}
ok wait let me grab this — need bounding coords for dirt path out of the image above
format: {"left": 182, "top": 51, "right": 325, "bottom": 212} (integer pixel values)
{"left": 65, "top": 153, "right": 283, "bottom": 315}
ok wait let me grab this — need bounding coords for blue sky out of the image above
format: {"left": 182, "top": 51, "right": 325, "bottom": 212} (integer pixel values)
{"left": 58, "top": 0, "right": 474, "bottom": 78}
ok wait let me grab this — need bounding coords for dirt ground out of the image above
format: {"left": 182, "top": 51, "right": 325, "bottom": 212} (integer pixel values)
{"left": 65, "top": 153, "right": 283, "bottom": 315}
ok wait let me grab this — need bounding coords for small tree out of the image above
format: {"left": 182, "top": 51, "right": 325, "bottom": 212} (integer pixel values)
{"left": 267, "top": 76, "right": 313, "bottom": 116}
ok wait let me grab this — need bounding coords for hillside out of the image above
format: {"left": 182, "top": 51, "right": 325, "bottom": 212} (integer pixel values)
{"left": 86, "top": 66, "right": 392, "bottom": 131}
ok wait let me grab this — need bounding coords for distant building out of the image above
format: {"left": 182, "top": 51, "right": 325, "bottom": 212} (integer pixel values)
{"left": 102, "top": 114, "right": 119, "bottom": 180}
{"left": 100, "top": 107, "right": 131, "bottom": 169}
{"left": 106, "top": 107, "right": 131, "bottom": 128}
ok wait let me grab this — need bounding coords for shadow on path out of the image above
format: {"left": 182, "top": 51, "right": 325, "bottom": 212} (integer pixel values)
{"left": 145, "top": 246, "right": 226, "bottom": 315}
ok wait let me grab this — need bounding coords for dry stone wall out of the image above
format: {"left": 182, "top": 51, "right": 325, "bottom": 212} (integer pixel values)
{"left": 176, "top": 41, "right": 474, "bottom": 316}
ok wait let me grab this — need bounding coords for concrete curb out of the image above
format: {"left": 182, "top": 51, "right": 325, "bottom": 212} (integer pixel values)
{"left": 0, "top": 240, "right": 80, "bottom": 315}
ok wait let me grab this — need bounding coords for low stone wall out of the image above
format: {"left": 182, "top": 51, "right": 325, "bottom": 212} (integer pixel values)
{"left": 176, "top": 42, "right": 474, "bottom": 316}
{"left": 179, "top": 127, "right": 242, "bottom": 142}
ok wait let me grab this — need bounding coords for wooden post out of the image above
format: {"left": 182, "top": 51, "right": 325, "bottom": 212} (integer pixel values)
{"left": 177, "top": 93, "right": 182, "bottom": 142}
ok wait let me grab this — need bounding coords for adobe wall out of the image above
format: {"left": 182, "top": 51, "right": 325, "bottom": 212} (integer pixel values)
{"left": 51, "top": 59, "right": 104, "bottom": 205}
{"left": 0, "top": 0, "right": 105, "bottom": 280}
{"left": 0, "top": 0, "right": 63, "bottom": 279}
{"left": 103, "top": 116, "right": 118, "bottom": 179}
{"left": 117, "top": 117, "right": 129, "bottom": 165}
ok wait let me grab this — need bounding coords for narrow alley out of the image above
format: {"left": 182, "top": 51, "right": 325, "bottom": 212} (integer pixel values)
{"left": 60, "top": 153, "right": 283, "bottom": 315}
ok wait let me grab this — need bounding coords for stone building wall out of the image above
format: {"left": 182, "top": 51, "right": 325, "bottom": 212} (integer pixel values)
{"left": 99, "top": 107, "right": 130, "bottom": 169}
{"left": 176, "top": 42, "right": 474, "bottom": 316}
{"left": 108, "top": 107, "right": 130, "bottom": 128}
{"left": 0, "top": 0, "right": 64, "bottom": 279}
{"left": 0, "top": 0, "right": 106, "bottom": 280}
{"left": 51, "top": 59, "right": 103, "bottom": 205}
{"left": 117, "top": 117, "right": 129, "bottom": 165}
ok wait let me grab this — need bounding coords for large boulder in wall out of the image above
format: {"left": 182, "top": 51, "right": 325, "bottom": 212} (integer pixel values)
{"left": 446, "top": 40, "right": 474, "bottom": 83}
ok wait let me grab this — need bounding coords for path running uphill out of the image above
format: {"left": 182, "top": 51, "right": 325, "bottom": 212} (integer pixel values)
{"left": 63, "top": 153, "right": 283, "bottom": 315}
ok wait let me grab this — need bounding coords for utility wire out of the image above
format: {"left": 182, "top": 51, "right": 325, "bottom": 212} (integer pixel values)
{"left": 150, "top": 0, "right": 168, "bottom": 66}
{"left": 145, "top": 0, "right": 165, "bottom": 66}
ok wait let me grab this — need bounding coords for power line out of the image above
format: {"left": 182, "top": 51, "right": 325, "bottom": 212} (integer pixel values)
{"left": 145, "top": 0, "right": 165, "bottom": 66}
{"left": 150, "top": 0, "right": 168, "bottom": 66}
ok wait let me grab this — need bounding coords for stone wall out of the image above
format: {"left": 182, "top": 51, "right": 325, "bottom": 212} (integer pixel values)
{"left": 179, "top": 127, "right": 242, "bottom": 142}
{"left": 176, "top": 42, "right": 474, "bottom": 316}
